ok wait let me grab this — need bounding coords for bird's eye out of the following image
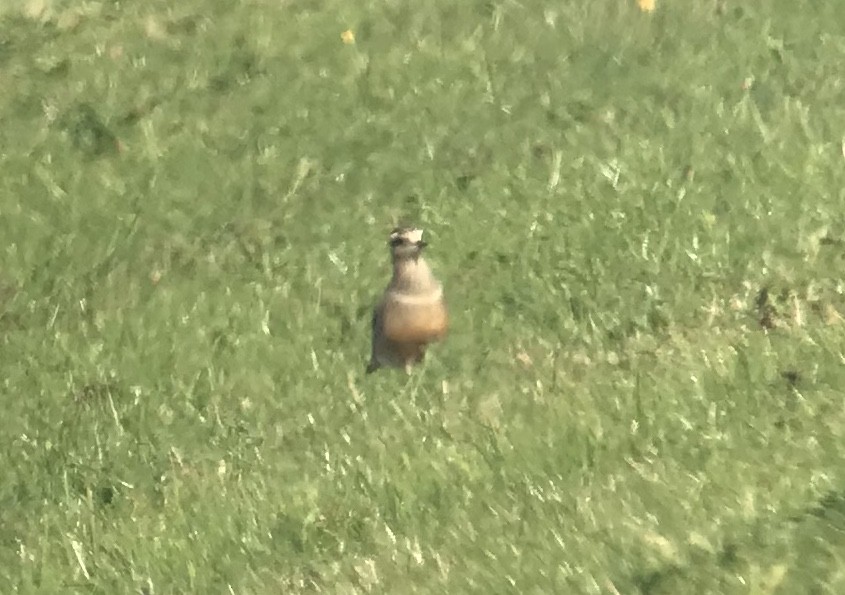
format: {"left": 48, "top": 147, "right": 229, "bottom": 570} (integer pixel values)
{"left": 389, "top": 236, "right": 405, "bottom": 247}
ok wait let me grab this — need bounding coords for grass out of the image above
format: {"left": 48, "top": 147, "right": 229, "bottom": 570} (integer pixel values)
{"left": 2, "top": 0, "right": 845, "bottom": 592}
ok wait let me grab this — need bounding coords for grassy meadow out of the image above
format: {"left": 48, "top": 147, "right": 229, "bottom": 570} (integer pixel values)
{"left": 2, "top": 0, "right": 845, "bottom": 592}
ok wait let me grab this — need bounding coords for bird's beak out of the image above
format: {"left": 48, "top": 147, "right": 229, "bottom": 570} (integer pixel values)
{"left": 416, "top": 240, "right": 428, "bottom": 249}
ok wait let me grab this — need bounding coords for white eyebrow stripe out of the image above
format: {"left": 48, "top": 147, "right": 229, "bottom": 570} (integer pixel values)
{"left": 390, "top": 228, "right": 424, "bottom": 240}
{"left": 404, "top": 228, "right": 424, "bottom": 243}
{"left": 386, "top": 287, "right": 443, "bottom": 305}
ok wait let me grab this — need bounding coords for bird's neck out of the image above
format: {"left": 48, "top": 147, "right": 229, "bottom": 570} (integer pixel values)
{"left": 391, "top": 256, "right": 439, "bottom": 293}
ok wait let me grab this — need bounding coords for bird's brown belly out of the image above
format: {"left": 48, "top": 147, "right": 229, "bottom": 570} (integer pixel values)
{"left": 382, "top": 299, "right": 448, "bottom": 345}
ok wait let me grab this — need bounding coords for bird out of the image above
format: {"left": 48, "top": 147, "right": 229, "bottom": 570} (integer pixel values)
{"left": 366, "top": 226, "right": 448, "bottom": 375}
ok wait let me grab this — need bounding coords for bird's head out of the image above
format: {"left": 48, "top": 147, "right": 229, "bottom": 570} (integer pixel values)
{"left": 388, "top": 227, "right": 427, "bottom": 261}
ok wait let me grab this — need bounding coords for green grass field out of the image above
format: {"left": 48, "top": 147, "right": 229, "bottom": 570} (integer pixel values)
{"left": 3, "top": 0, "right": 845, "bottom": 592}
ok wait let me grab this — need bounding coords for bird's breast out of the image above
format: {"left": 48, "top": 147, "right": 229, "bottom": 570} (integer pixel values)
{"left": 381, "top": 292, "right": 448, "bottom": 345}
